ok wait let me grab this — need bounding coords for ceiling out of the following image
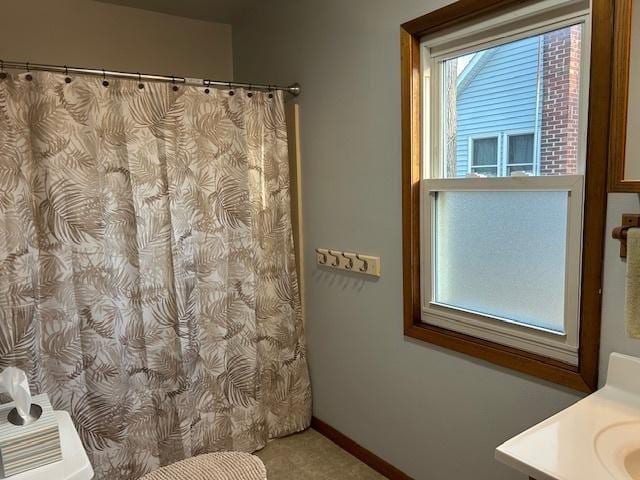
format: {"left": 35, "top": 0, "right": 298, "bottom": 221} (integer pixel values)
{"left": 94, "top": 0, "right": 257, "bottom": 24}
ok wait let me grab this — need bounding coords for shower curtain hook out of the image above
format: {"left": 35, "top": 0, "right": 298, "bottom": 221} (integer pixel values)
{"left": 0, "top": 60, "right": 5, "bottom": 80}
{"left": 102, "top": 69, "right": 109, "bottom": 87}
{"left": 25, "top": 62, "right": 32, "bottom": 81}
{"left": 228, "top": 81, "right": 234, "bottom": 96}
{"left": 247, "top": 84, "right": 253, "bottom": 98}
{"left": 203, "top": 79, "right": 210, "bottom": 94}
{"left": 171, "top": 75, "right": 178, "bottom": 91}
{"left": 64, "top": 65, "right": 71, "bottom": 83}
{"left": 268, "top": 85, "right": 274, "bottom": 99}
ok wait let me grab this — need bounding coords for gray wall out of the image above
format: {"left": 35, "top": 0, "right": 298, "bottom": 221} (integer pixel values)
{"left": 233, "top": 1, "right": 640, "bottom": 479}
{"left": 0, "top": 0, "right": 233, "bottom": 80}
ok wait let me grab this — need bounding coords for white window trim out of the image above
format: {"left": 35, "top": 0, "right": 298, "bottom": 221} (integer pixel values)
{"left": 422, "top": 1, "right": 590, "bottom": 60}
{"left": 421, "top": 176, "right": 584, "bottom": 365}
{"left": 419, "top": 6, "right": 592, "bottom": 365}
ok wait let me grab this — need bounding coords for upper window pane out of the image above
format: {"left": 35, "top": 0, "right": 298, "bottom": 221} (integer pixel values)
{"left": 441, "top": 24, "right": 583, "bottom": 178}
{"left": 472, "top": 137, "right": 498, "bottom": 166}
{"left": 508, "top": 134, "right": 534, "bottom": 165}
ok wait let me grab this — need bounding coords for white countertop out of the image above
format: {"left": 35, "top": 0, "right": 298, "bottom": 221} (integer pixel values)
{"left": 496, "top": 353, "right": 640, "bottom": 480}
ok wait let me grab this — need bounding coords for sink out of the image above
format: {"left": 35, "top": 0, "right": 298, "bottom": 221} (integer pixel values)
{"left": 496, "top": 353, "right": 640, "bottom": 480}
{"left": 595, "top": 422, "right": 640, "bottom": 479}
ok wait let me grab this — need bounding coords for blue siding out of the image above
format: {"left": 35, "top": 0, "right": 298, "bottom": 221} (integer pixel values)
{"left": 455, "top": 36, "right": 541, "bottom": 176}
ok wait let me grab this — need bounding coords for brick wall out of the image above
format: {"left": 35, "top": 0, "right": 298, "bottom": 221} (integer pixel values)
{"left": 539, "top": 26, "right": 581, "bottom": 175}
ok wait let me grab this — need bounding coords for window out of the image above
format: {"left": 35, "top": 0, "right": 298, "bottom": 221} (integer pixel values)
{"left": 467, "top": 132, "right": 537, "bottom": 177}
{"left": 507, "top": 133, "right": 535, "bottom": 175}
{"left": 426, "top": 176, "right": 583, "bottom": 363}
{"left": 401, "top": 0, "right": 614, "bottom": 391}
{"left": 469, "top": 135, "right": 499, "bottom": 176}
{"left": 425, "top": 18, "right": 588, "bottom": 362}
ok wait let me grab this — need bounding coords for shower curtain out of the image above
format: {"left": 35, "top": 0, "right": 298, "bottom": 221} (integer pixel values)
{"left": 0, "top": 72, "right": 311, "bottom": 479}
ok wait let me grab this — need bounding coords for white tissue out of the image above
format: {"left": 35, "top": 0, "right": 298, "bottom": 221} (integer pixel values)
{"left": 0, "top": 367, "right": 32, "bottom": 420}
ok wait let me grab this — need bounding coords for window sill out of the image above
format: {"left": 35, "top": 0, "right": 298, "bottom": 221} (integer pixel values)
{"left": 423, "top": 304, "right": 578, "bottom": 365}
{"left": 404, "top": 321, "right": 593, "bottom": 392}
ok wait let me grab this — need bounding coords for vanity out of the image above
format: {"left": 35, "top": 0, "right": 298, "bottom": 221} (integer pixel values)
{"left": 496, "top": 353, "right": 640, "bottom": 480}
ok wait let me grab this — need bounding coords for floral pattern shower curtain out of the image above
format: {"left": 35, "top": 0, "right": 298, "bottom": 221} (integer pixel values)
{"left": 0, "top": 72, "right": 311, "bottom": 479}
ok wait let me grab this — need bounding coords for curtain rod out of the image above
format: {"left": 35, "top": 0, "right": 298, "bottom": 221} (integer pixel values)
{"left": 0, "top": 60, "right": 301, "bottom": 96}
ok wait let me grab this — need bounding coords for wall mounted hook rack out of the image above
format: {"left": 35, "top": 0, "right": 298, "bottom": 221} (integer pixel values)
{"left": 315, "top": 248, "right": 380, "bottom": 277}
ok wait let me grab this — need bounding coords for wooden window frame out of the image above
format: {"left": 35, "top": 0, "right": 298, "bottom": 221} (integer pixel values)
{"left": 401, "top": 0, "right": 612, "bottom": 392}
{"left": 608, "top": 0, "right": 638, "bottom": 192}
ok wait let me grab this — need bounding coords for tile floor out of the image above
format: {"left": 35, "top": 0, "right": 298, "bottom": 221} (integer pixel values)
{"left": 256, "top": 429, "right": 385, "bottom": 480}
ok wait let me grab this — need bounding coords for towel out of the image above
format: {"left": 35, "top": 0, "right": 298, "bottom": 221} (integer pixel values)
{"left": 626, "top": 228, "right": 640, "bottom": 338}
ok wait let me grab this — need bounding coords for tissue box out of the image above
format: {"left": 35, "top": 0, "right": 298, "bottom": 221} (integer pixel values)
{"left": 0, "top": 394, "right": 62, "bottom": 477}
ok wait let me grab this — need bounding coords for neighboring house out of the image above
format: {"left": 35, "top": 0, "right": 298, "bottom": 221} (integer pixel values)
{"left": 451, "top": 26, "right": 582, "bottom": 177}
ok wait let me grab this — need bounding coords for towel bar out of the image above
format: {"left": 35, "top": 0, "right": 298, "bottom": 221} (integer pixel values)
{"left": 612, "top": 214, "right": 640, "bottom": 258}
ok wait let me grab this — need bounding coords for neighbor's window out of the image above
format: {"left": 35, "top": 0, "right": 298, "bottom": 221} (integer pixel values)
{"left": 507, "top": 133, "right": 535, "bottom": 175}
{"left": 420, "top": 9, "right": 590, "bottom": 365}
{"left": 469, "top": 136, "right": 499, "bottom": 176}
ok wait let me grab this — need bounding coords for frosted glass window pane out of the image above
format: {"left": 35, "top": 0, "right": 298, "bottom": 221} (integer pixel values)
{"left": 433, "top": 191, "right": 568, "bottom": 332}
